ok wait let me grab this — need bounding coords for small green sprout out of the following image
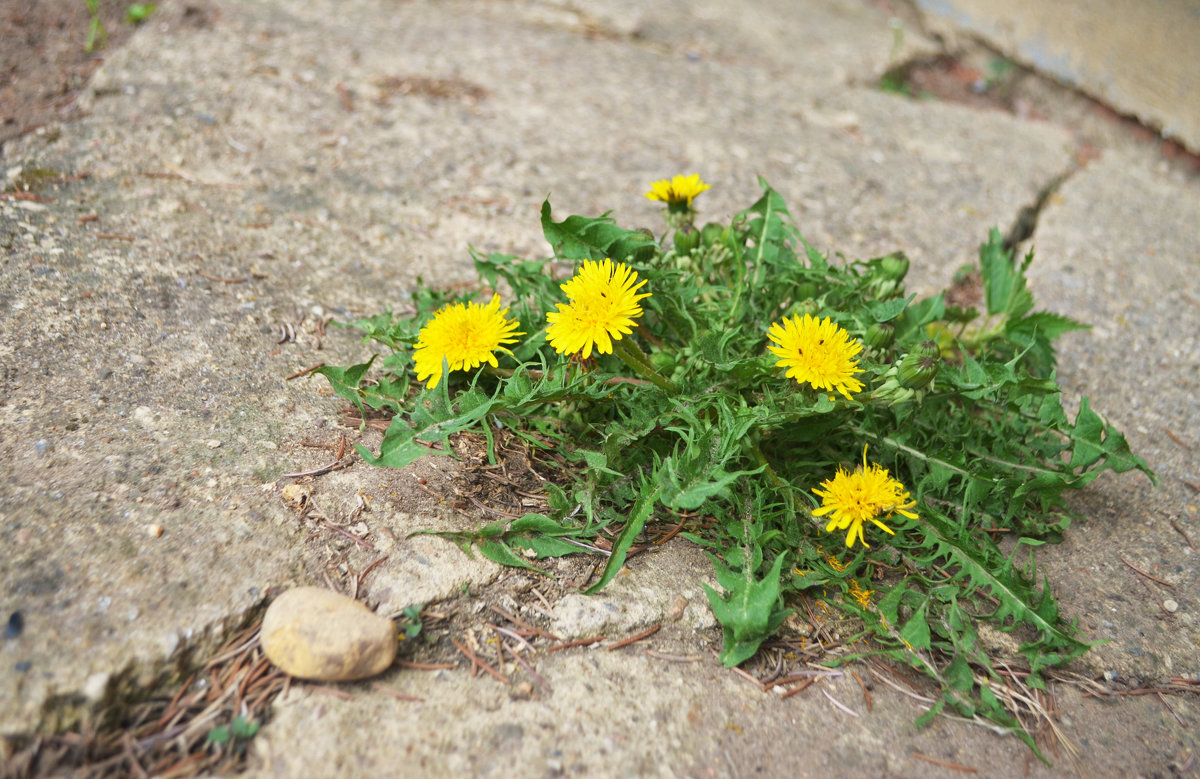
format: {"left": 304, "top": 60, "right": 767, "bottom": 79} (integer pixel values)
{"left": 398, "top": 604, "right": 423, "bottom": 640}
{"left": 125, "top": 3, "right": 157, "bottom": 24}
{"left": 206, "top": 715, "right": 260, "bottom": 746}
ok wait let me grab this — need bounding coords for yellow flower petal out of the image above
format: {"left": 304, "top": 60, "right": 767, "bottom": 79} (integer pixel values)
{"left": 644, "top": 174, "right": 710, "bottom": 207}
{"left": 767, "top": 313, "right": 864, "bottom": 399}
{"left": 812, "top": 446, "right": 916, "bottom": 549}
{"left": 412, "top": 294, "right": 523, "bottom": 389}
{"left": 545, "top": 259, "right": 650, "bottom": 359}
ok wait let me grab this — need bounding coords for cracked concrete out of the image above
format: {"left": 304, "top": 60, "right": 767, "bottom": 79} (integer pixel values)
{"left": 912, "top": 0, "right": 1200, "bottom": 153}
{"left": 2, "top": 0, "right": 1198, "bottom": 775}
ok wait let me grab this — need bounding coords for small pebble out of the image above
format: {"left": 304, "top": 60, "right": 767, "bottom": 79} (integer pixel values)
{"left": 206, "top": 439, "right": 222, "bottom": 449}
{"left": 261, "top": 587, "right": 397, "bottom": 682}
{"left": 5, "top": 611, "right": 23, "bottom": 639}
{"left": 84, "top": 672, "right": 110, "bottom": 702}
{"left": 1163, "top": 599, "right": 1179, "bottom": 613}
{"left": 147, "top": 524, "right": 163, "bottom": 538}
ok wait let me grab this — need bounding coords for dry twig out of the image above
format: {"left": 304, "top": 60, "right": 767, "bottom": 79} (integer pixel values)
{"left": 911, "top": 752, "right": 978, "bottom": 773}
{"left": 607, "top": 624, "right": 660, "bottom": 651}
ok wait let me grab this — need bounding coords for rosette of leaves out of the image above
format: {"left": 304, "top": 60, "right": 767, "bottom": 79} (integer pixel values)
{"left": 318, "top": 179, "right": 1151, "bottom": 759}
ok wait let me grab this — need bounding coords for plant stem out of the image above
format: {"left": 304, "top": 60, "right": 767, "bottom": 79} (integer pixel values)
{"left": 748, "top": 439, "right": 785, "bottom": 490}
{"left": 725, "top": 238, "right": 747, "bottom": 328}
{"left": 611, "top": 338, "right": 677, "bottom": 394}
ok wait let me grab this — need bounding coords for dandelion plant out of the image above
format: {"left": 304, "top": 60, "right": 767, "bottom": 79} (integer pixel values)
{"left": 317, "top": 176, "right": 1151, "bottom": 760}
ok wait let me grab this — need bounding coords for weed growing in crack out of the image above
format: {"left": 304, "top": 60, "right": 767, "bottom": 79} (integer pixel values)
{"left": 317, "top": 177, "right": 1151, "bottom": 760}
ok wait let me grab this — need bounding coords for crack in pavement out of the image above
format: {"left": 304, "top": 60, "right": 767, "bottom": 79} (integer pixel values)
{"left": 1003, "top": 164, "right": 1078, "bottom": 252}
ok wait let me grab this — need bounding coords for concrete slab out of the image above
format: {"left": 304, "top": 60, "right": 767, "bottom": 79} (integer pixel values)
{"left": 1, "top": 0, "right": 1196, "bottom": 775}
{"left": 915, "top": 0, "right": 1200, "bottom": 153}
{"left": 1022, "top": 151, "right": 1200, "bottom": 682}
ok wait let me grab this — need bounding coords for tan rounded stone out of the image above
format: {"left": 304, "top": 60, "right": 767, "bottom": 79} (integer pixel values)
{"left": 261, "top": 587, "right": 397, "bottom": 682}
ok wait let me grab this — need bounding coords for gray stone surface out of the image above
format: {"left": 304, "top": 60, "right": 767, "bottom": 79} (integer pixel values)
{"left": 1, "top": 0, "right": 1197, "bottom": 775}
{"left": 915, "top": 0, "right": 1200, "bottom": 152}
{"left": 1023, "top": 151, "right": 1200, "bottom": 682}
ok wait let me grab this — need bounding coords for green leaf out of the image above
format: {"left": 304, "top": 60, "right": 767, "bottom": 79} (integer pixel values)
{"left": 705, "top": 552, "right": 791, "bottom": 667}
{"left": 206, "top": 726, "right": 231, "bottom": 745}
{"left": 231, "top": 715, "right": 260, "bottom": 739}
{"left": 899, "top": 605, "right": 932, "bottom": 651}
{"left": 583, "top": 480, "right": 662, "bottom": 594}
{"left": 943, "top": 654, "right": 974, "bottom": 692}
{"left": 314, "top": 357, "right": 377, "bottom": 416}
{"left": 477, "top": 540, "right": 549, "bottom": 574}
{"left": 510, "top": 535, "right": 583, "bottom": 559}
{"left": 894, "top": 293, "right": 945, "bottom": 342}
{"left": 359, "top": 385, "right": 500, "bottom": 468}
{"left": 978, "top": 229, "right": 1034, "bottom": 320}
{"left": 869, "top": 294, "right": 915, "bottom": 323}
{"left": 914, "top": 506, "right": 1090, "bottom": 663}
{"left": 540, "top": 200, "right": 656, "bottom": 263}
{"left": 913, "top": 698, "right": 945, "bottom": 729}
{"left": 738, "top": 178, "right": 801, "bottom": 291}
{"left": 125, "top": 3, "right": 157, "bottom": 24}
{"left": 1066, "top": 397, "right": 1153, "bottom": 477}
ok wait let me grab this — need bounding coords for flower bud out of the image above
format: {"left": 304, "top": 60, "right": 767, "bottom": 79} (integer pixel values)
{"left": 868, "top": 376, "right": 915, "bottom": 405}
{"left": 794, "top": 281, "right": 818, "bottom": 300}
{"left": 673, "top": 225, "right": 699, "bottom": 256}
{"left": 864, "top": 322, "right": 896, "bottom": 350}
{"left": 877, "top": 252, "right": 910, "bottom": 282}
{"left": 897, "top": 352, "right": 940, "bottom": 389}
{"left": 866, "top": 253, "right": 910, "bottom": 300}
{"left": 913, "top": 339, "right": 941, "bottom": 359}
{"left": 700, "top": 222, "right": 726, "bottom": 249}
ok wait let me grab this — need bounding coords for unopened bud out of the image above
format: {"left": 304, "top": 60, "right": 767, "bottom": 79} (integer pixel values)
{"left": 673, "top": 225, "right": 699, "bottom": 256}
{"left": 898, "top": 352, "right": 940, "bottom": 389}
{"left": 878, "top": 252, "right": 910, "bottom": 282}
{"left": 869, "top": 376, "right": 915, "bottom": 405}
{"left": 866, "top": 253, "right": 910, "bottom": 300}
{"left": 865, "top": 322, "right": 896, "bottom": 350}
{"left": 700, "top": 222, "right": 725, "bottom": 249}
{"left": 913, "top": 339, "right": 942, "bottom": 359}
{"left": 794, "top": 281, "right": 818, "bottom": 301}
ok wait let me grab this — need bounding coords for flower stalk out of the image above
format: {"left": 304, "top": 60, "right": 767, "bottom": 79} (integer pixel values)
{"left": 611, "top": 337, "right": 677, "bottom": 394}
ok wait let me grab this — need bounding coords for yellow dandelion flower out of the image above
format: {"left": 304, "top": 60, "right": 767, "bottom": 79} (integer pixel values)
{"left": 812, "top": 446, "right": 918, "bottom": 549}
{"left": 545, "top": 259, "right": 651, "bottom": 359}
{"left": 767, "top": 313, "right": 864, "bottom": 399}
{"left": 412, "top": 294, "right": 523, "bottom": 389}
{"left": 644, "top": 174, "right": 710, "bottom": 208}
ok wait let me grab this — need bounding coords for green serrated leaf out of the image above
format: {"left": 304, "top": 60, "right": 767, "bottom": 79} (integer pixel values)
{"left": 541, "top": 200, "right": 656, "bottom": 263}
{"left": 978, "top": 228, "right": 1034, "bottom": 320}
{"left": 705, "top": 552, "right": 791, "bottom": 667}
{"left": 899, "top": 605, "right": 932, "bottom": 651}
{"left": 313, "top": 357, "right": 377, "bottom": 417}
{"left": 583, "top": 480, "right": 662, "bottom": 594}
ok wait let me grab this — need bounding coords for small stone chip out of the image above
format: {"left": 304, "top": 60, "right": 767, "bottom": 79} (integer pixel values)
{"left": 261, "top": 587, "right": 397, "bottom": 682}
{"left": 280, "top": 483, "right": 310, "bottom": 510}
{"left": 147, "top": 523, "right": 164, "bottom": 538}
{"left": 1163, "top": 599, "right": 1179, "bottom": 613}
{"left": 206, "top": 439, "right": 223, "bottom": 449}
